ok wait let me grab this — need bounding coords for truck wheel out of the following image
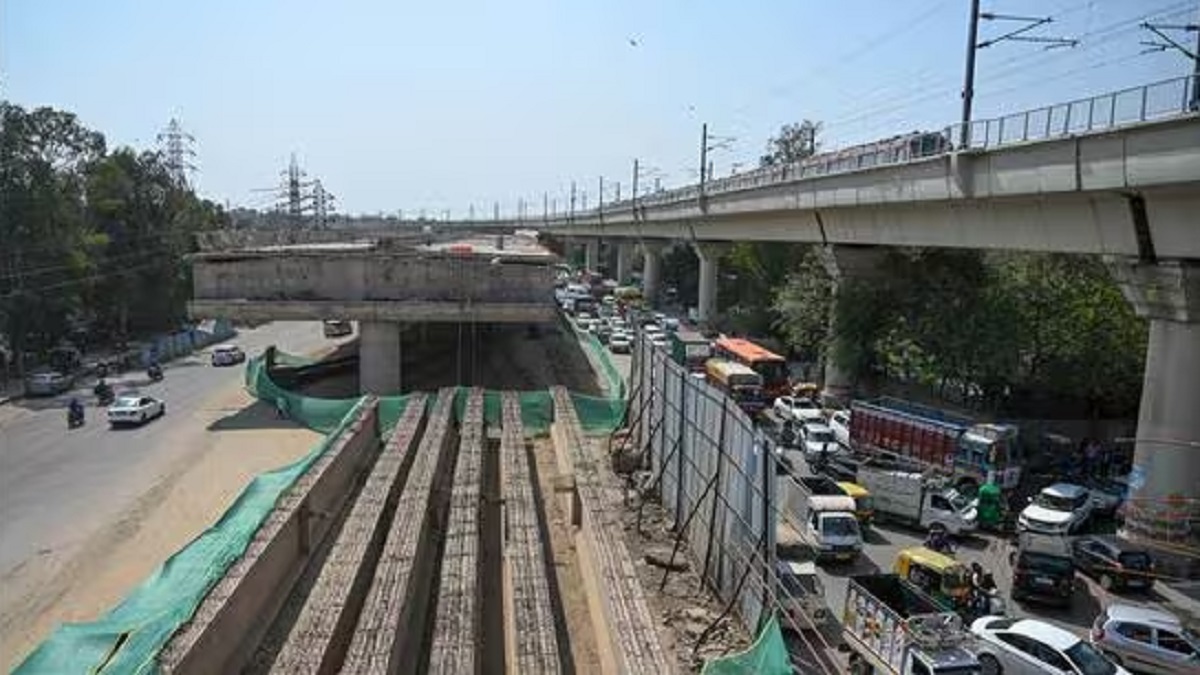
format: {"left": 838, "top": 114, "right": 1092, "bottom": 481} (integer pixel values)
{"left": 978, "top": 653, "right": 1002, "bottom": 675}
{"left": 1099, "top": 573, "right": 1114, "bottom": 591}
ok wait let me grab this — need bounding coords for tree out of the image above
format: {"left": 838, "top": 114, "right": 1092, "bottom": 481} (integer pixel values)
{"left": 1, "top": 101, "right": 229, "bottom": 373}
{"left": 771, "top": 247, "right": 833, "bottom": 364}
{"left": 760, "top": 120, "right": 821, "bottom": 167}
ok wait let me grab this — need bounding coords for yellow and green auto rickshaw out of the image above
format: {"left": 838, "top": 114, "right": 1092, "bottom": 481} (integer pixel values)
{"left": 893, "top": 546, "right": 971, "bottom": 611}
{"left": 837, "top": 482, "right": 874, "bottom": 527}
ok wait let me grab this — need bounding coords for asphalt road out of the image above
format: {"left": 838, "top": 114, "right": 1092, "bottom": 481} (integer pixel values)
{"left": 0, "top": 321, "right": 333, "bottom": 585}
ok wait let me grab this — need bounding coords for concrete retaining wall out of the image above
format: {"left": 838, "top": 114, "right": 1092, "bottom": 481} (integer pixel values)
{"left": 159, "top": 398, "right": 382, "bottom": 675}
{"left": 550, "top": 387, "right": 673, "bottom": 675}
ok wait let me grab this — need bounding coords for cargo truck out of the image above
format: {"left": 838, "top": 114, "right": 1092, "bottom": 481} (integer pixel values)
{"left": 850, "top": 397, "right": 1023, "bottom": 491}
{"left": 842, "top": 574, "right": 981, "bottom": 675}
{"left": 669, "top": 329, "right": 711, "bottom": 373}
{"left": 857, "top": 459, "right": 978, "bottom": 536}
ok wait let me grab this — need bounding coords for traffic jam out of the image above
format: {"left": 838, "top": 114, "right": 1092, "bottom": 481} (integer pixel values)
{"left": 557, "top": 266, "right": 1197, "bottom": 675}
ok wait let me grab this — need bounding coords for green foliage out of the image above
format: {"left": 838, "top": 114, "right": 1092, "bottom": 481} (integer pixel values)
{"left": 770, "top": 246, "right": 833, "bottom": 360}
{"left": 0, "top": 101, "right": 229, "bottom": 368}
{"left": 759, "top": 120, "right": 821, "bottom": 167}
{"left": 766, "top": 245, "right": 1148, "bottom": 417}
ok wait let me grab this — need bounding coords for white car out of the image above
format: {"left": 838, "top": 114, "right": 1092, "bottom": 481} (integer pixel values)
{"left": 972, "top": 616, "right": 1129, "bottom": 675}
{"left": 609, "top": 332, "right": 632, "bottom": 354}
{"left": 801, "top": 423, "right": 842, "bottom": 461}
{"left": 649, "top": 334, "right": 670, "bottom": 349}
{"left": 828, "top": 410, "right": 851, "bottom": 446}
{"left": 1019, "top": 483, "right": 1094, "bottom": 535}
{"left": 774, "top": 395, "right": 824, "bottom": 424}
{"left": 107, "top": 395, "right": 166, "bottom": 427}
{"left": 211, "top": 344, "right": 246, "bottom": 366}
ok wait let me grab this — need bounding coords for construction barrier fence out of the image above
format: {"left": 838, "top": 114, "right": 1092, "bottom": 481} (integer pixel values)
{"left": 631, "top": 336, "right": 841, "bottom": 674}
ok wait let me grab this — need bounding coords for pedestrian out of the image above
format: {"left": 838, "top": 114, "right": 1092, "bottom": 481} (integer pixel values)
{"left": 1084, "top": 438, "right": 1102, "bottom": 479}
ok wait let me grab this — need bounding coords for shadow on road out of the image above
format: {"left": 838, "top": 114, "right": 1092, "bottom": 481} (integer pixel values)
{"left": 208, "top": 400, "right": 302, "bottom": 431}
{"left": 1014, "top": 579, "right": 1103, "bottom": 631}
{"left": 862, "top": 528, "right": 891, "bottom": 546}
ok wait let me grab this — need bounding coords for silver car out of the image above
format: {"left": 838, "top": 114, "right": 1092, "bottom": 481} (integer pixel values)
{"left": 24, "top": 370, "right": 73, "bottom": 396}
{"left": 1092, "top": 604, "right": 1200, "bottom": 675}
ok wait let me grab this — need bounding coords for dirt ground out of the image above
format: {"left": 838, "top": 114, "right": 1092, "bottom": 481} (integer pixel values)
{"left": 0, "top": 386, "right": 319, "bottom": 670}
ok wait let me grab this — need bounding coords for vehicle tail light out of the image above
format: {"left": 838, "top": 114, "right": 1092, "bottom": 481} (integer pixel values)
{"left": 1091, "top": 626, "right": 1104, "bottom": 641}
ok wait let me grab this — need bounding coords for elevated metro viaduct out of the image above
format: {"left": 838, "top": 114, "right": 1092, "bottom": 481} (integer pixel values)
{"left": 188, "top": 235, "right": 556, "bottom": 395}
{"left": 438, "top": 110, "right": 1200, "bottom": 553}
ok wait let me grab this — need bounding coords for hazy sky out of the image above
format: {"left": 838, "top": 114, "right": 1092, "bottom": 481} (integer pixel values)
{"left": 3, "top": 0, "right": 1194, "bottom": 215}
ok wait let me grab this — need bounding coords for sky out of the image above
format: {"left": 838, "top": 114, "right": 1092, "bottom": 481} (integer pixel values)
{"left": 2, "top": 0, "right": 1195, "bottom": 216}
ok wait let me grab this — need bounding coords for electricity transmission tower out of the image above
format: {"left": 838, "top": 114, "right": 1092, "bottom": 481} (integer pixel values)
{"left": 250, "top": 154, "right": 336, "bottom": 229}
{"left": 157, "top": 118, "right": 197, "bottom": 187}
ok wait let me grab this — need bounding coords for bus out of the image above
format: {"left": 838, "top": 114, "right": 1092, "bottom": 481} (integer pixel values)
{"left": 713, "top": 337, "right": 790, "bottom": 400}
{"left": 704, "top": 358, "right": 766, "bottom": 415}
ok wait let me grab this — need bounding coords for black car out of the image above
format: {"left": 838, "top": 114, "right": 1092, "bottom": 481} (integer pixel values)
{"left": 1071, "top": 535, "right": 1154, "bottom": 592}
{"left": 1010, "top": 532, "right": 1076, "bottom": 606}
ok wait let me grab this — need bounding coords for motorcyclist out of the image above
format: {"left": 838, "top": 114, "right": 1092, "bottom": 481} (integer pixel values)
{"left": 147, "top": 361, "right": 163, "bottom": 380}
{"left": 925, "top": 525, "right": 953, "bottom": 554}
{"left": 94, "top": 378, "right": 113, "bottom": 403}
{"left": 68, "top": 397, "right": 84, "bottom": 426}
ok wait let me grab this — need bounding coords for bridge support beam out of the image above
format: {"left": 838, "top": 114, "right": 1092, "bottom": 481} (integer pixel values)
{"left": 819, "top": 245, "right": 888, "bottom": 402}
{"left": 584, "top": 238, "right": 600, "bottom": 273}
{"left": 694, "top": 242, "right": 730, "bottom": 329}
{"left": 1108, "top": 258, "right": 1200, "bottom": 547}
{"left": 615, "top": 242, "right": 633, "bottom": 284}
{"left": 359, "top": 320, "right": 402, "bottom": 395}
{"left": 641, "top": 241, "right": 667, "bottom": 307}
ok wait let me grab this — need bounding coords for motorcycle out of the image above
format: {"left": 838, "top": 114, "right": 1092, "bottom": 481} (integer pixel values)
{"left": 147, "top": 364, "right": 163, "bottom": 382}
{"left": 67, "top": 402, "right": 85, "bottom": 429}
{"left": 95, "top": 382, "right": 115, "bottom": 406}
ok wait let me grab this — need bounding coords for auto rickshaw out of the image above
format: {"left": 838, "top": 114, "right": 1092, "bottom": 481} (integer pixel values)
{"left": 837, "top": 482, "right": 874, "bottom": 527}
{"left": 893, "top": 546, "right": 971, "bottom": 611}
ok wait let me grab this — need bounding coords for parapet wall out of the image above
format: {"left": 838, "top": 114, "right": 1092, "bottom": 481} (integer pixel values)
{"left": 192, "top": 250, "right": 553, "bottom": 305}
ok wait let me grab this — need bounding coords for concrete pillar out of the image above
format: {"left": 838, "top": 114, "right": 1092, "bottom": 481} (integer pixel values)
{"left": 694, "top": 242, "right": 730, "bottom": 329}
{"left": 584, "top": 238, "right": 600, "bottom": 273}
{"left": 818, "top": 245, "right": 887, "bottom": 402}
{"left": 641, "top": 241, "right": 666, "bottom": 307}
{"left": 359, "top": 320, "right": 402, "bottom": 394}
{"left": 1108, "top": 258, "right": 1200, "bottom": 547}
{"left": 615, "top": 242, "right": 633, "bottom": 284}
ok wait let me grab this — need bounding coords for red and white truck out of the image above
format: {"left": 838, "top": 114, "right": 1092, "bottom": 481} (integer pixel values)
{"left": 849, "top": 397, "right": 1023, "bottom": 491}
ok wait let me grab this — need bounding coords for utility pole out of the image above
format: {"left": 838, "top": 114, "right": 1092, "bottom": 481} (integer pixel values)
{"left": 543, "top": 192, "right": 549, "bottom": 222}
{"left": 469, "top": 204, "right": 475, "bottom": 220}
{"left": 960, "top": 0, "right": 981, "bottom": 148}
{"left": 960, "top": 4, "right": 1076, "bottom": 147}
{"left": 615, "top": 181, "right": 621, "bottom": 202}
{"left": 493, "top": 201, "right": 500, "bottom": 221}
{"left": 697, "top": 122, "right": 735, "bottom": 200}
{"left": 631, "top": 159, "right": 640, "bottom": 214}
{"left": 1139, "top": 21, "right": 1200, "bottom": 110}
{"left": 157, "top": 118, "right": 197, "bottom": 188}
{"left": 570, "top": 181, "right": 577, "bottom": 222}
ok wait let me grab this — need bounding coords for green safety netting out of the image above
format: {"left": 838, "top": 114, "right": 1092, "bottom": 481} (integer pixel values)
{"left": 14, "top": 396, "right": 371, "bottom": 675}
{"left": 18, "top": 330, "right": 628, "bottom": 673}
{"left": 700, "top": 616, "right": 792, "bottom": 675}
